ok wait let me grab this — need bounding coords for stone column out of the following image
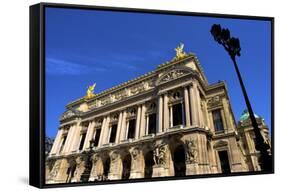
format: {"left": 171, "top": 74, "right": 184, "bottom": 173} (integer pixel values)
{"left": 157, "top": 95, "right": 163, "bottom": 133}
{"left": 194, "top": 83, "right": 203, "bottom": 127}
{"left": 64, "top": 124, "right": 78, "bottom": 153}
{"left": 181, "top": 102, "right": 185, "bottom": 127}
{"left": 83, "top": 121, "right": 95, "bottom": 149}
{"left": 115, "top": 112, "right": 123, "bottom": 143}
{"left": 98, "top": 117, "right": 107, "bottom": 147}
{"left": 190, "top": 84, "right": 199, "bottom": 126}
{"left": 49, "top": 128, "right": 63, "bottom": 155}
{"left": 135, "top": 105, "right": 142, "bottom": 139}
{"left": 119, "top": 110, "right": 127, "bottom": 141}
{"left": 204, "top": 101, "right": 211, "bottom": 129}
{"left": 139, "top": 104, "right": 147, "bottom": 137}
{"left": 169, "top": 106, "right": 173, "bottom": 127}
{"left": 184, "top": 86, "right": 191, "bottom": 127}
{"left": 70, "top": 121, "right": 82, "bottom": 152}
{"left": 101, "top": 116, "right": 110, "bottom": 145}
{"left": 220, "top": 109, "right": 227, "bottom": 132}
{"left": 145, "top": 115, "right": 149, "bottom": 135}
{"left": 163, "top": 93, "right": 169, "bottom": 131}
{"left": 222, "top": 98, "right": 233, "bottom": 131}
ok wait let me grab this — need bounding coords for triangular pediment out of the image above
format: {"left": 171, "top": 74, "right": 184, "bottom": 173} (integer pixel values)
{"left": 157, "top": 67, "right": 193, "bottom": 85}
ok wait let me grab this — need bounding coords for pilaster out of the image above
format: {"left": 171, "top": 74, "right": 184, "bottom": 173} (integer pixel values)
{"left": 163, "top": 93, "right": 169, "bottom": 131}
{"left": 184, "top": 86, "right": 191, "bottom": 127}
{"left": 157, "top": 95, "right": 163, "bottom": 133}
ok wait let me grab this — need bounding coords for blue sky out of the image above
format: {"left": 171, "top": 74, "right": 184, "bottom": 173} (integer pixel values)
{"left": 45, "top": 7, "right": 272, "bottom": 138}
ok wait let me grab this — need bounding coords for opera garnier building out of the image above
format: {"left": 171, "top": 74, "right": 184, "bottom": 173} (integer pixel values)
{"left": 46, "top": 44, "right": 271, "bottom": 183}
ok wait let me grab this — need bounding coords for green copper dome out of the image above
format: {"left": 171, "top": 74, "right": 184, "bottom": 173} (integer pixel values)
{"left": 239, "top": 109, "right": 260, "bottom": 122}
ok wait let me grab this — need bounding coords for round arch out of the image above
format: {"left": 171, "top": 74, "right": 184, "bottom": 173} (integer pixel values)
{"left": 173, "top": 144, "right": 186, "bottom": 176}
{"left": 121, "top": 152, "right": 132, "bottom": 179}
{"left": 144, "top": 150, "right": 154, "bottom": 178}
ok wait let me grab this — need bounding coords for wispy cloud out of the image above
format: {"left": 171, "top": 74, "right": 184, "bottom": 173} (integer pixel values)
{"left": 46, "top": 57, "right": 107, "bottom": 75}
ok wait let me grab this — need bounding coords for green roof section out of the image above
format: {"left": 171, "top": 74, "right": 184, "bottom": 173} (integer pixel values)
{"left": 239, "top": 109, "right": 260, "bottom": 122}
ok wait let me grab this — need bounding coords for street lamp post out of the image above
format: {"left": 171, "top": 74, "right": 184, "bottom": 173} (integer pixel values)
{"left": 210, "top": 24, "right": 272, "bottom": 172}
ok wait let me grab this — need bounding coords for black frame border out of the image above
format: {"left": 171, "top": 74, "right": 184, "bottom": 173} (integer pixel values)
{"left": 29, "top": 2, "right": 274, "bottom": 189}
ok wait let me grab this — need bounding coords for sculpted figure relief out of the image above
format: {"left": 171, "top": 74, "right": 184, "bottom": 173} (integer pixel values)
{"left": 153, "top": 142, "right": 167, "bottom": 166}
{"left": 70, "top": 156, "right": 86, "bottom": 181}
{"left": 184, "top": 139, "right": 198, "bottom": 164}
{"left": 91, "top": 154, "right": 100, "bottom": 165}
{"left": 131, "top": 147, "right": 140, "bottom": 160}
{"left": 111, "top": 151, "right": 119, "bottom": 163}
{"left": 49, "top": 160, "right": 61, "bottom": 179}
{"left": 161, "top": 70, "right": 186, "bottom": 83}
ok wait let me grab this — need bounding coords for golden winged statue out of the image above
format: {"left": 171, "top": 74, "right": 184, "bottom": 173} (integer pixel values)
{"left": 175, "top": 43, "right": 187, "bottom": 59}
{"left": 85, "top": 83, "right": 96, "bottom": 99}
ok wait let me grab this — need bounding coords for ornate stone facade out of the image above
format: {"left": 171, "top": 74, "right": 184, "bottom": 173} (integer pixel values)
{"left": 46, "top": 48, "right": 270, "bottom": 184}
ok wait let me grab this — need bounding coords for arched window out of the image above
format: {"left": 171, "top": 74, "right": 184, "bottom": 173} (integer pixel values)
{"left": 122, "top": 154, "right": 132, "bottom": 179}
{"left": 103, "top": 157, "right": 110, "bottom": 179}
{"left": 66, "top": 163, "right": 76, "bottom": 183}
{"left": 144, "top": 151, "right": 154, "bottom": 178}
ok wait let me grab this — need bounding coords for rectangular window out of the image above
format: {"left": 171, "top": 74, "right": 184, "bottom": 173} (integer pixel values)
{"left": 148, "top": 113, "right": 156, "bottom": 134}
{"left": 93, "top": 128, "right": 101, "bottom": 147}
{"left": 109, "top": 124, "right": 117, "bottom": 143}
{"left": 127, "top": 119, "right": 136, "bottom": 139}
{"left": 212, "top": 109, "right": 224, "bottom": 132}
{"left": 173, "top": 103, "right": 183, "bottom": 126}
{"left": 59, "top": 135, "right": 67, "bottom": 153}
{"left": 78, "top": 133, "right": 86, "bottom": 150}
{"left": 218, "top": 150, "right": 231, "bottom": 173}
